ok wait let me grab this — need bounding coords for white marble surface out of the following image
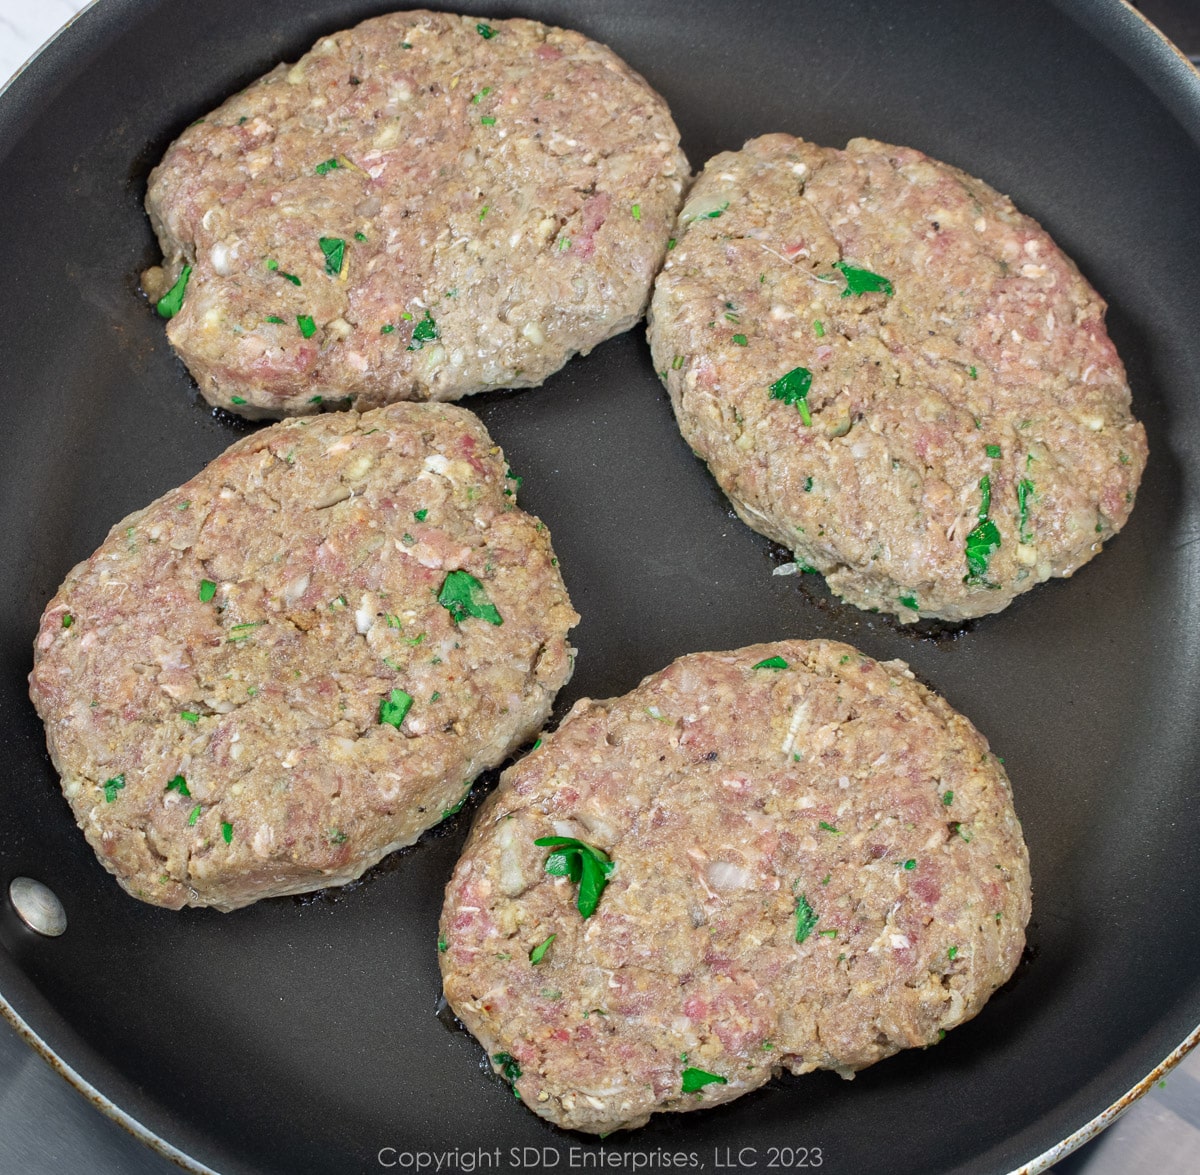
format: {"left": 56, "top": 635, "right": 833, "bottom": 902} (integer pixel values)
{"left": 0, "top": 0, "right": 89, "bottom": 87}
{"left": 0, "top": 2, "right": 1196, "bottom": 1174}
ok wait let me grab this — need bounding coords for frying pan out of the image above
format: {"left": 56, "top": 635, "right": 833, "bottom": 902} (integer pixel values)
{"left": 1, "top": 1, "right": 1198, "bottom": 1172}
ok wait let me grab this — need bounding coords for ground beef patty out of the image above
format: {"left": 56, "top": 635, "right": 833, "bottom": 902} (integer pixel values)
{"left": 440, "top": 640, "right": 1030, "bottom": 1133}
{"left": 29, "top": 403, "right": 578, "bottom": 911}
{"left": 141, "top": 10, "right": 687, "bottom": 418}
{"left": 648, "top": 135, "right": 1147, "bottom": 622}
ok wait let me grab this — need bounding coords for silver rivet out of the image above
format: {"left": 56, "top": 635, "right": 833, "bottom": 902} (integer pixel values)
{"left": 8, "top": 877, "right": 67, "bottom": 937}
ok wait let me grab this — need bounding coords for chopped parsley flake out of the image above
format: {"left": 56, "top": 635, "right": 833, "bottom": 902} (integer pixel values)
{"left": 62, "top": 613, "right": 74, "bottom": 628}
{"left": 492, "top": 1053, "right": 521, "bottom": 1098}
{"left": 681, "top": 1068, "right": 727, "bottom": 1094}
{"left": 319, "top": 237, "right": 345, "bottom": 276}
{"left": 180, "top": 710, "right": 199, "bottom": 723}
{"left": 314, "top": 158, "right": 340, "bottom": 175}
{"left": 964, "top": 475, "right": 1000, "bottom": 583}
{"left": 1018, "top": 478, "right": 1035, "bottom": 543}
{"left": 631, "top": 203, "right": 641, "bottom": 220}
{"left": 414, "top": 508, "right": 428, "bottom": 521}
{"left": 752, "top": 656, "right": 789, "bottom": 670}
{"left": 280, "top": 271, "right": 301, "bottom": 287}
{"left": 834, "top": 260, "right": 894, "bottom": 298}
{"left": 477, "top": 22, "right": 497, "bottom": 38}
{"left": 381, "top": 324, "right": 395, "bottom": 334}
{"left": 165, "top": 774, "right": 191, "bottom": 797}
{"left": 818, "top": 928, "right": 838, "bottom": 939}
{"left": 732, "top": 333, "right": 748, "bottom": 346}
{"left": 354, "top": 231, "right": 367, "bottom": 241}
{"left": 297, "top": 314, "right": 317, "bottom": 338}
{"left": 102, "top": 774, "right": 125, "bottom": 803}
{"left": 985, "top": 444, "right": 1001, "bottom": 458}
{"left": 535, "top": 836, "right": 614, "bottom": 919}
{"left": 899, "top": 595, "right": 918, "bottom": 611}
{"left": 188, "top": 804, "right": 201, "bottom": 826}
{"left": 968, "top": 365, "right": 978, "bottom": 380}
{"left": 480, "top": 115, "right": 496, "bottom": 126}
{"left": 231, "top": 397, "right": 246, "bottom": 405}
{"left": 438, "top": 570, "right": 502, "bottom": 626}
{"left": 943, "top": 790, "right": 955, "bottom": 805}
{"left": 814, "top": 319, "right": 825, "bottom": 337}
{"left": 818, "top": 821, "right": 840, "bottom": 834}
{"left": 479, "top": 204, "right": 489, "bottom": 220}
{"left": 694, "top": 201, "right": 729, "bottom": 221}
{"left": 769, "top": 366, "right": 814, "bottom": 426}
{"left": 948, "top": 945, "right": 959, "bottom": 961}
{"left": 406, "top": 310, "right": 439, "bottom": 350}
{"left": 667, "top": 237, "right": 677, "bottom": 250}
{"left": 379, "top": 687, "right": 414, "bottom": 729}
{"left": 529, "top": 934, "right": 556, "bottom": 964}
{"left": 221, "top": 822, "right": 233, "bottom": 844}
{"left": 794, "top": 893, "right": 818, "bottom": 943}
{"left": 156, "top": 265, "right": 192, "bottom": 319}
{"left": 199, "top": 579, "right": 217, "bottom": 602}
{"left": 904, "top": 858, "right": 917, "bottom": 871}
{"left": 532, "top": 738, "right": 543, "bottom": 750}
{"left": 438, "top": 935, "right": 448, "bottom": 953}
{"left": 265, "top": 315, "right": 284, "bottom": 324}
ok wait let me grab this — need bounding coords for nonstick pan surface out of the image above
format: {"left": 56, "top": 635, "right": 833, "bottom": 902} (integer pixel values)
{"left": 1, "top": 2, "right": 1199, "bottom": 1173}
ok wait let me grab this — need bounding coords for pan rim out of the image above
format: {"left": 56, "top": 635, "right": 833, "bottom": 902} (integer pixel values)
{"left": 1, "top": 0, "right": 1199, "bottom": 1172}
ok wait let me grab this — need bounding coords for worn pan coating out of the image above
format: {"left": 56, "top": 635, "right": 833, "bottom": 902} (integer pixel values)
{"left": 1, "top": 2, "right": 1199, "bottom": 1173}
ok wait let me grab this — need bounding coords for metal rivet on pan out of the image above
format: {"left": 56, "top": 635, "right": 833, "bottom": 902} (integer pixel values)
{"left": 8, "top": 877, "right": 67, "bottom": 937}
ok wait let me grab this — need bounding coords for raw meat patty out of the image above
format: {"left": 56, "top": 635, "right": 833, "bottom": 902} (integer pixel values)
{"left": 440, "top": 639, "right": 1031, "bottom": 1132}
{"left": 29, "top": 403, "right": 578, "bottom": 911}
{"left": 142, "top": 9, "right": 687, "bottom": 417}
{"left": 648, "top": 135, "right": 1147, "bottom": 622}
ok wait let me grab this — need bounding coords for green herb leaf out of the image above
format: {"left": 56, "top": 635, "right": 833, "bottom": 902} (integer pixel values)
{"left": 379, "top": 687, "right": 414, "bottom": 729}
{"left": 769, "top": 366, "right": 814, "bottom": 427}
{"left": 438, "top": 570, "right": 502, "bottom": 626}
{"left": 319, "top": 237, "right": 345, "bottom": 276}
{"left": 752, "top": 656, "right": 789, "bottom": 670}
{"left": 62, "top": 613, "right": 74, "bottom": 628}
{"left": 180, "top": 710, "right": 200, "bottom": 723}
{"left": 231, "top": 396, "right": 247, "bottom": 405}
{"left": 221, "top": 821, "right": 233, "bottom": 844}
{"left": 199, "top": 578, "right": 217, "bottom": 603}
{"left": 1017, "top": 478, "right": 1035, "bottom": 542}
{"left": 631, "top": 203, "right": 641, "bottom": 220}
{"left": 354, "top": 231, "right": 367, "bottom": 241}
{"left": 964, "top": 518, "right": 1001, "bottom": 581}
{"left": 898, "top": 595, "right": 918, "bottom": 611}
{"left": 406, "top": 310, "right": 439, "bottom": 350}
{"left": 904, "top": 858, "right": 917, "bottom": 870}
{"left": 529, "top": 934, "right": 556, "bottom": 964}
{"left": 156, "top": 265, "right": 193, "bottom": 319}
{"left": 535, "top": 836, "right": 614, "bottom": 919}
{"left": 682, "top": 1067, "right": 727, "bottom": 1094}
{"left": 165, "top": 774, "right": 191, "bottom": 797}
{"left": 471, "top": 87, "right": 492, "bottom": 104}
{"left": 265, "top": 315, "right": 284, "bottom": 324}
{"left": 477, "top": 22, "right": 497, "bottom": 38}
{"left": 102, "top": 774, "right": 125, "bottom": 803}
{"left": 492, "top": 1053, "right": 521, "bottom": 1098}
{"left": 314, "top": 158, "right": 340, "bottom": 175}
{"left": 818, "top": 821, "right": 840, "bottom": 834}
{"left": 985, "top": 444, "right": 1001, "bottom": 458}
{"left": 438, "top": 934, "right": 448, "bottom": 952}
{"left": 813, "top": 319, "right": 825, "bottom": 337}
{"left": 413, "top": 508, "right": 428, "bottom": 521}
{"left": 297, "top": 314, "right": 317, "bottom": 338}
{"left": 480, "top": 115, "right": 496, "bottom": 126}
{"left": 968, "top": 365, "right": 978, "bottom": 379}
{"left": 943, "top": 790, "right": 955, "bottom": 806}
{"left": 187, "top": 804, "right": 201, "bottom": 826}
{"left": 834, "top": 261, "right": 893, "bottom": 298}
{"left": 948, "top": 945, "right": 959, "bottom": 961}
{"left": 732, "top": 333, "right": 748, "bottom": 346}
{"left": 280, "top": 271, "right": 301, "bottom": 286}
{"left": 795, "top": 893, "right": 818, "bottom": 943}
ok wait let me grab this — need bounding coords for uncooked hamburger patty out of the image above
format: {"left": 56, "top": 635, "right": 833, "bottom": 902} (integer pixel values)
{"left": 141, "top": 9, "right": 687, "bottom": 418}
{"left": 648, "top": 135, "right": 1147, "bottom": 622}
{"left": 29, "top": 403, "right": 578, "bottom": 911}
{"left": 440, "top": 640, "right": 1030, "bottom": 1133}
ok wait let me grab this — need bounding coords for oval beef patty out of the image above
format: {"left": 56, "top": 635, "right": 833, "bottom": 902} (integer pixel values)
{"left": 29, "top": 403, "right": 578, "bottom": 911}
{"left": 440, "top": 640, "right": 1031, "bottom": 1133}
{"left": 142, "top": 9, "right": 687, "bottom": 417}
{"left": 648, "top": 135, "right": 1147, "bottom": 622}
